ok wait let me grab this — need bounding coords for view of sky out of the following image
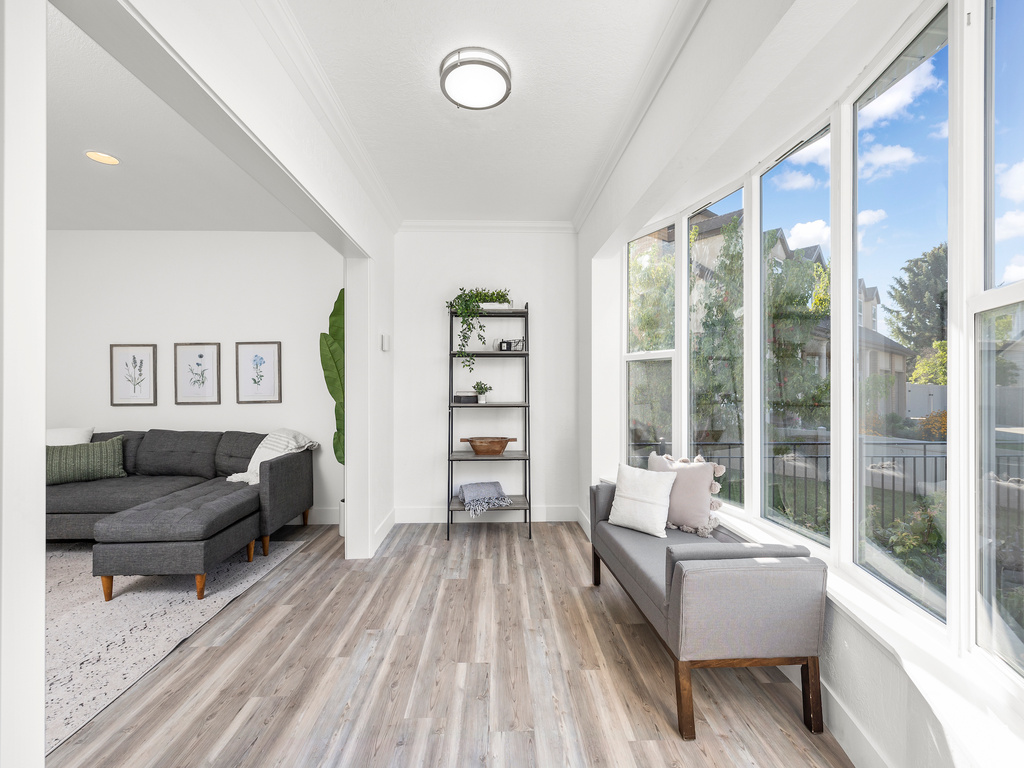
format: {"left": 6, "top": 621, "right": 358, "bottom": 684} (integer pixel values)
{"left": 992, "top": 1, "right": 1024, "bottom": 286}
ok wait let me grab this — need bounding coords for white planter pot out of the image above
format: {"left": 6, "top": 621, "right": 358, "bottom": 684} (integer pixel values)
{"left": 477, "top": 394, "right": 487, "bottom": 403}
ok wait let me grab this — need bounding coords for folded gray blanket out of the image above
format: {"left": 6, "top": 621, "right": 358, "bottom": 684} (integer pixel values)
{"left": 458, "top": 481, "right": 513, "bottom": 518}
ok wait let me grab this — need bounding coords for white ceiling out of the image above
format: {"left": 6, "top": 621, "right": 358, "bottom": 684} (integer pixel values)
{"left": 46, "top": 5, "right": 306, "bottom": 231}
{"left": 285, "top": 0, "right": 687, "bottom": 223}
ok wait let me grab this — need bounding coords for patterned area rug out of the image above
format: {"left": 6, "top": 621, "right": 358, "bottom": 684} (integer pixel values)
{"left": 45, "top": 539, "right": 301, "bottom": 753}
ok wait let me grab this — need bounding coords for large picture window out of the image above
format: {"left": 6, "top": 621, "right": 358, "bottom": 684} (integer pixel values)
{"left": 689, "top": 190, "right": 744, "bottom": 505}
{"left": 626, "top": 224, "right": 675, "bottom": 466}
{"left": 854, "top": 9, "right": 949, "bottom": 618}
{"left": 761, "top": 129, "right": 832, "bottom": 542}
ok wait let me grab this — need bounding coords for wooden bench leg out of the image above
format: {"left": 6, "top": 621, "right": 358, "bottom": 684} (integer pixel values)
{"left": 261, "top": 535, "right": 270, "bottom": 556}
{"left": 100, "top": 575, "right": 113, "bottom": 602}
{"left": 302, "top": 508, "right": 309, "bottom": 526}
{"left": 675, "top": 659, "right": 696, "bottom": 740}
{"left": 801, "top": 656, "right": 823, "bottom": 733}
{"left": 592, "top": 547, "right": 601, "bottom": 586}
{"left": 195, "top": 574, "right": 206, "bottom": 600}
{"left": 246, "top": 540, "right": 255, "bottom": 562}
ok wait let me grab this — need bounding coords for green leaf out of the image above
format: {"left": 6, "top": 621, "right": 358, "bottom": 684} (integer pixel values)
{"left": 333, "top": 429, "right": 344, "bottom": 465}
{"left": 320, "top": 333, "right": 345, "bottom": 403}
{"left": 328, "top": 289, "right": 345, "bottom": 347}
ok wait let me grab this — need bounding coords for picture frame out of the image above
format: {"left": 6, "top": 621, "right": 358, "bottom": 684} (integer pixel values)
{"left": 236, "top": 342, "right": 281, "bottom": 404}
{"left": 110, "top": 344, "right": 157, "bottom": 406}
{"left": 174, "top": 342, "right": 221, "bottom": 405}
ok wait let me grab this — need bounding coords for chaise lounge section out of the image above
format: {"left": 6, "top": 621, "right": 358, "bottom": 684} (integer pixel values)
{"left": 590, "top": 481, "right": 828, "bottom": 740}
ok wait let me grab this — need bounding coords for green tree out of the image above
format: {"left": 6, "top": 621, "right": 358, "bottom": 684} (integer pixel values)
{"left": 627, "top": 228, "right": 674, "bottom": 353}
{"left": 884, "top": 243, "right": 948, "bottom": 369}
{"left": 812, "top": 262, "right": 830, "bottom": 315}
{"left": 909, "top": 340, "right": 947, "bottom": 385}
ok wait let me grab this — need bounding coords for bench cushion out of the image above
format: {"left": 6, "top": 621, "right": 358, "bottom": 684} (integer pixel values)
{"left": 94, "top": 479, "right": 260, "bottom": 543}
{"left": 46, "top": 475, "right": 205, "bottom": 514}
{"left": 135, "top": 429, "right": 222, "bottom": 479}
{"left": 215, "top": 431, "right": 265, "bottom": 476}
{"left": 595, "top": 520, "right": 718, "bottom": 614}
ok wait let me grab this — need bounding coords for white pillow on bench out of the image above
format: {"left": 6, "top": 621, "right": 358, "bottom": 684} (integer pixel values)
{"left": 608, "top": 463, "right": 676, "bottom": 538}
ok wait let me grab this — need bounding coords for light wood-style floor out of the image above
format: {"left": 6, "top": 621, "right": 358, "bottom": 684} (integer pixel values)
{"left": 48, "top": 522, "right": 854, "bottom": 767}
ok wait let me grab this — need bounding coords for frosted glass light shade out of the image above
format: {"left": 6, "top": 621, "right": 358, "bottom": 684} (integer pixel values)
{"left": 439, "top": 47, "right": 511, "bottom": 110}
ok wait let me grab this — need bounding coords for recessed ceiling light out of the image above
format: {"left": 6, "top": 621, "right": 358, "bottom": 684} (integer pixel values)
{"left": 85, "top": 151, "right": 120, "bottom": 165}
{"left": 439, "top": 47, "right": 511, "bottom": 110}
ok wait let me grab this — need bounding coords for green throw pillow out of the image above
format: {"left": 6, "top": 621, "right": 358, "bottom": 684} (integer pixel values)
{"left": 46, "top": 435, "right": 127, "bottom": 485}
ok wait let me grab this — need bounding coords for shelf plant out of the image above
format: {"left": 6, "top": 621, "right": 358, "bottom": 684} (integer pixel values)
{"left": 446, "top": 287, "right": 511, "bottom": 371}
{"left": 473, "top": 381, "right": 492, "bottom": 403}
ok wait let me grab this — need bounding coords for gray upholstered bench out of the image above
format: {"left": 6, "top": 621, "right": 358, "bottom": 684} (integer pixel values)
{"left": 93, "top": 479, "right": 261, "bottom": 601}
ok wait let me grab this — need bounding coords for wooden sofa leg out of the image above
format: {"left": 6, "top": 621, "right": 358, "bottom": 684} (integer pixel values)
{"left": 592, "top": 547, "right": 601, "bottom": 586}
{"left": 246, "top": 540, "right": 255, "bottom": 562}
{"left": 196, "top": 574, "right": 206, "bottom": 600}
{"left": 261, "top": 535, "right": 270, "bottom": 556}
{"left": 801, "top": 656, "right": 824, "bottom": 733}
{"left": 675, "top": 659, "right": 696, "bottom": 740}
{"left": 100, "top": 575, "right": 113, "bottom": 602}
{"left": 302, "top": 508, "right": 309, "bottom": 526}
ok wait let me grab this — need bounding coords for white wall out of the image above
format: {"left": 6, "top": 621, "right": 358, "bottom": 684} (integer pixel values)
{"left": 393, "top": 227, "right": 578, "bottom": 525}
{"left": 47, "top": 230, "right": 346, "bottom": 524}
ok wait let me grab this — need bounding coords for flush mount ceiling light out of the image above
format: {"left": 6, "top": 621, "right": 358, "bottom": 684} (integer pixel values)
{"left": 439, "top": 47, "right": 511, "bottom": 110}
{"left": 85, "top": 151, "right": 120, "bottom": 165}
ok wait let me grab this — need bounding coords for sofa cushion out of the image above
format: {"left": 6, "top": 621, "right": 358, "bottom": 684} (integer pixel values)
{"left": 215, "top": 431, "right": 266, "bottom": 477}
{"left": 46, "top": 436, "right": 127, "bottom": 485}
{"left": 94, "top": 478, "right": 260, "bottom": 543}
{"left": 46, "top": 475, "right": 205, "bottom": 514}
{"left": 93, "top": 430, "right": 147, "bottom": 475}
{"left": 595, "top": 520, "right": 718, "bottom": 614}
{"left": 135, "top": 429, "right": 222, "bottom": 479}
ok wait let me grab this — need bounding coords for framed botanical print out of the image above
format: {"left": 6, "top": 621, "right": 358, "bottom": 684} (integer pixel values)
{"left": 236, "top": 342, "right": 281, "bottom": 404}
{"left": 174, "top": 342, "right": 221, "bottom": 405}
{"left": 110, "top": 344, "right": 157, "bottom": 406}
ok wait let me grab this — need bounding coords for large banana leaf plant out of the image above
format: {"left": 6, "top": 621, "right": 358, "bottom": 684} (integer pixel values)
{"left": 319, "top": 289, "right": 345, "bottom": 464}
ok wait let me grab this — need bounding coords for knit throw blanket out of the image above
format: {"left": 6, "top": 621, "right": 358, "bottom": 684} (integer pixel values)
{"left": 227, "top": 428, "right": 319, "bottom": 485}
{"left": 458, "top": 482, "right": 513, "bottom": 518}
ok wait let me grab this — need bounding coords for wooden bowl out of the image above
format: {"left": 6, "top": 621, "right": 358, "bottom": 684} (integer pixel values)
{"left": 460, "top": 436, "right": 517, "bottom": 456}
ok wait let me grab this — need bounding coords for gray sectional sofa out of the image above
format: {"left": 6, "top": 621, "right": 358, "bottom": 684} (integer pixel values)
{"left": 590, "top": 481, "right": 828, "bottom": 740}
{"left": 47, "top": 429, "right": 314, "bottom": 600}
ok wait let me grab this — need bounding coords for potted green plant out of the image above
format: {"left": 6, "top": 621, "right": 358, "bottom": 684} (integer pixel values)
{"left": 446, "top": 287, "right": 511, "bottom": 371}
{"left": 473, "top": 380, "right": 493, "bottom": 404}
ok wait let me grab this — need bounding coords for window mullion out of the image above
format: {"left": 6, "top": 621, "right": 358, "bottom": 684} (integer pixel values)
{"left": 745, "top": 174, "right": 761, "bottom": 520}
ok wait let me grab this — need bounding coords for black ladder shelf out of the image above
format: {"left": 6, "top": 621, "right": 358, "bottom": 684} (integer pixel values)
{"left": 447, "top": 303, "right": 531, "bottom": 540}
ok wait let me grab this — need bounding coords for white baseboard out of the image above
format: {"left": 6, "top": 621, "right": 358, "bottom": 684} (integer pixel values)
{"left": 372, "top": 507, "right": 395, "bottom": 551}
{"left": 576, "top": 505, "right": 591, "bottom": 539}
{"left": 395, "top": 505, "right": 579, "bottom": 524}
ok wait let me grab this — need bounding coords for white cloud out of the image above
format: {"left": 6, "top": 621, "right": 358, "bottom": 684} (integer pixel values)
{"left": 997, "top": 161, "right": 1024, "bottom": 203}
{"left": 858, "top": 60, "right": 942, "bottom": 130}
{"left": 773, "top": 170, "right": 817, "bottom": 191}
{"left": 787, "top": 133, "right": 831, "bottom": 168}
{"left": 996, "top": 210, "right": 1024, "bottom": 242}
{"left": 929, "top": 120, "right": 948, "bottom": 139}
{"left": 1001, "top": 255, "right": 1024, "bottom": 285}
{"left": 859, "top": 143, "right": 920, "bottom": 181}
{"left": 858, "top": 209, "right": 888, "bottom": 227}
{"left": 787, "top": 219, "right": 830, "bottom": 251}
{"left": 861, "top": 132, "right": 876, "bottom": 144}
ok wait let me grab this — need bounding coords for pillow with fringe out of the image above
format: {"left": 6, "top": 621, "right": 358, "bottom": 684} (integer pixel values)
{"left": 647, "top": 452, "right": 726, "bottom": 537}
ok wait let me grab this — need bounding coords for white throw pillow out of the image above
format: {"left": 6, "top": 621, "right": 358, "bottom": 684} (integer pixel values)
{"left": 46, "top": 427, "right": 94, "bottom": 446}
{"left": 608, "top": 463, "right": 676, "bottom": 538}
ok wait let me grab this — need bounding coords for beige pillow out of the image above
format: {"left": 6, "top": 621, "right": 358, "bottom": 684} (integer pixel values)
{"left": 647, "top": 452, "right": 725, "bottom": 537}
{"left": 608, "top": 463, "right": 676, "bottom": 538}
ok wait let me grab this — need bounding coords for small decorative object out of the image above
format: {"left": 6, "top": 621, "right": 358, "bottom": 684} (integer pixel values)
{"left": 237, "top": 341, "right": 282, "bottom": 404}
{"left": 454, "top": 390, "right": 478, "bottom": 404}
{"left": 457, "top": 481, "right": 514, "bottom": 517}
{"left": 446, "top": 287, "right": 511, "bottom": 371}
{"left": 319, "top": 289, "right": 344, "bottom": 462}
{"left": 110, "top": 344, "right": 157, "bottom": 406}
{"left": 472, "top": 381, "right": 492, "bottom": 403}
{"left": 460, "top": 436, "right": 516, "bottom": 456}
{"left": 499, "top": 340, "right": 513, "bottom": 351}
{"left": 510, "top": 338, "right": 527, "bottom": 352}
{"left": 174, "top": 343, "right": 221, "bottom": 405}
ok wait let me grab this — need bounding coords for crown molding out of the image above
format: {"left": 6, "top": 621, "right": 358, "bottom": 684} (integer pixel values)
{"left": 399, "top": 220, "right": 576, "bottom": 234}
{"left": 571, "top": 0, "right": 712, "bottom": 233}
{"left": 244, "top": 0, "right": 403, "bottom": 231}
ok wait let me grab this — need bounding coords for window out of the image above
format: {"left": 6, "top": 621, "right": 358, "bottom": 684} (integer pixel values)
{"left": 978, "top": 304, "right": 1024, "bottom": 677}
{"left": 987, "top": 0, "right": 1024, "bottom": 288}
{"left": 688, "top": 189, "right": 744, "bottom": 505}
{"left": 761, "top": 129, "right": 832, "bottom": 542}
{"left": 626, "top": 224, "right": 675, "bottom": 466}
{"left": 855, "top": 9, "right": 949, "bottom": 619}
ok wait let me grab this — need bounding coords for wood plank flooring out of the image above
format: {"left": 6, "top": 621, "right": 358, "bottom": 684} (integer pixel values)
{"left": 48, "top": 522, "right": 854, "bottom": 767}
